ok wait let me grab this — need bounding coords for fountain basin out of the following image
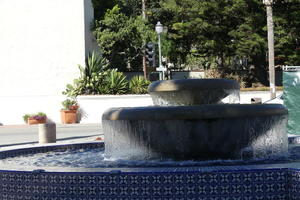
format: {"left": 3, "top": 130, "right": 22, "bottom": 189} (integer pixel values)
{"left": 103, "top": 104, "right": 288, "bottom": 160}
{"left": 148, "top": 79, "right": 240, "bottom": 105}
{"left": 0, "top": 142, "right": 300, "bottom": 199}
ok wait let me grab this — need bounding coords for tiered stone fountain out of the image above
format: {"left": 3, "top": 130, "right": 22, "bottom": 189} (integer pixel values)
{"left": 103, "top": 79, "right": 288, "bottom": 161}
{"left": 0, "top": 79, "right": 293, "bottom": 200}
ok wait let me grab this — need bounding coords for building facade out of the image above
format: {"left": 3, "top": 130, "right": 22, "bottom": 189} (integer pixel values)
{"left": 0, "top": 0, "right": 98, "bottom": 124}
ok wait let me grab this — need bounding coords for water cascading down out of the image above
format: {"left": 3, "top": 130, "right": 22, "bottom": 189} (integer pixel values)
{"left": 102, "top": 79, "right": 288, "bottom": 161}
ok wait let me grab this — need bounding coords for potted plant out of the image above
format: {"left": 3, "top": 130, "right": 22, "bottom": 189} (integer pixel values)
{"left": 61, "top": 99, "right": 79, "bottom": 124}
{"left": 23, "top": 112, "right": 47, "bottom": 125}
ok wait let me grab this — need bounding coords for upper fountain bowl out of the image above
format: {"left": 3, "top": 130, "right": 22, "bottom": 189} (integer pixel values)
{"left": 148, "top": 79, "right": 240, "bottom": 106}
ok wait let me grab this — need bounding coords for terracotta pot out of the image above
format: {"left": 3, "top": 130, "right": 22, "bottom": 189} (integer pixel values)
{"left": 27, "top": 117, "right": 47, "bottom": 125}
{"left": 61, "top": 110, "right": 77, "bottom": 124}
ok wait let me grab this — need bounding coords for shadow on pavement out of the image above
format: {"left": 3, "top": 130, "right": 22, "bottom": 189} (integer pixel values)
{"left": 0, "top": 134, "right": 100, "bottom": 148}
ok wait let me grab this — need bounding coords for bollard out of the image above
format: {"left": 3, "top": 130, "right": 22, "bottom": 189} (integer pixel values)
{"left": 38, "top": 123, "right": 56, "bottom": 144}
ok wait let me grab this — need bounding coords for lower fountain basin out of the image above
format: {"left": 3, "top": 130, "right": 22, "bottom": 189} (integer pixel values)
{"left": 103, "top": 104, "right": 288, "bottom": 160}
{"left": 1, "top": 142, "right": 300, "bottom": 199}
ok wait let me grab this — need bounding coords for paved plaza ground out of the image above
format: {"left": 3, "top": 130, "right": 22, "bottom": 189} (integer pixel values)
{"left": 0, "top": 123, "right": 102, "bottom": 150}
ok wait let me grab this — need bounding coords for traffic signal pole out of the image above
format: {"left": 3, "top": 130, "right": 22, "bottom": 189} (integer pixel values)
{"left": 145, "top": 42, "right": 155, "bottom": 67}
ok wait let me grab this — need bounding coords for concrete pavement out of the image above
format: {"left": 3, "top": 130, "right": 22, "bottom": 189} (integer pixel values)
{"left": 0, "top": 123, "right": 103, "bottom": 149}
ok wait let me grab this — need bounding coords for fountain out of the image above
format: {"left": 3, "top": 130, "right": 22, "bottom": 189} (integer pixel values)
{"left": 1, "top": 78, "right": 300, "bottom": 200}
{"left": 103, "top": 79, "right": 288, "bottom": 161}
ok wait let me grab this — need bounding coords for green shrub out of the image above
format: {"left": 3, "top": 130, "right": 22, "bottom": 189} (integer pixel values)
{"left": 79, "top": 51, "right": 109, "bottom": 78}
{"left": 63, "top": 80, "right": 84, "bottom": 97}
{"left": 63, "top": 53, "right": 156, "bottom": 95}
{"left": 129, "top": 76, "right": 150, "bottom": 94}
{"left": 100, "top": 69, "right": 129, "bottom": 94}
{"left": 62, "top": 51, "right": 109, "bottom": 96}
{"left": 204, "top": 68, "right": 222, "bottom": 79}
{"left": 61, "top": 99, "right": 77, "bottom": 110}
{"left": 205, "top": 68, "right": 247, "bottom": 88}
{"left": 22, "top": 114, "right": 31, "bottom": 123}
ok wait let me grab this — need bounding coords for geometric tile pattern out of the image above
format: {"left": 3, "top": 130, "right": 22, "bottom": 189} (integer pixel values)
{"left": 288, "top": 169, "right": 300, "bottom": 200}
{"left": 0, "top": 143, "right": 299, "bottom": 200}
{"left": 0, "top": 169, "right": 290, "bottom": 200}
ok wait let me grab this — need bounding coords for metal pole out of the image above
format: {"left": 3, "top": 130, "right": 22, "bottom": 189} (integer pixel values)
{"left": 142, "top": 0, "right": 147, "bottom": 79}
{"left": 265, "top": 0, "right": 276, "bottom": 99}
{"left": 142, "top": 0, "right": 146, "bottom": 19}
{"left": 158, "top": 33, "right": 163, "bottom": 80}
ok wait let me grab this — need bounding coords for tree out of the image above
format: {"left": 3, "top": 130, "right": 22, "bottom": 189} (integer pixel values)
{"left": 149, "top": 0, "right": 269, "bottom": 85}
{"left": 92, "top": 0, "right": 117, "bottom": 20}
{"left": 273, "top": 0, "right": 300, "bottom": 65}
{"left": 91, "top": 0, "right": 300, "bottom": 85}
{"left": 93, "top": 5, "right": 156, "bottom": 71}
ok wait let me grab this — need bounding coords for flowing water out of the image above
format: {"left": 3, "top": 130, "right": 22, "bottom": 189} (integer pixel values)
{"left": 150, "top": 89, "right": 240, "bottom": 106}
{"left": 103, "top": 113, "right": 288, "bottom": 161}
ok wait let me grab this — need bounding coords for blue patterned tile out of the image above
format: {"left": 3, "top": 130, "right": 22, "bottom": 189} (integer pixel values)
{"left": 0, "top": 143, "right": 298, "bottom": 199}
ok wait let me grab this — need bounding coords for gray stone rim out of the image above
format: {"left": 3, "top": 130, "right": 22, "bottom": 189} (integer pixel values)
{"left": 102, "top": 104, "right": 288, "bottom": 120}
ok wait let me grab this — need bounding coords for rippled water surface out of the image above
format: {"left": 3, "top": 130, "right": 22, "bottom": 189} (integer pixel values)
{"left": 1, "top": 145, "right": 300, "bottom": 168}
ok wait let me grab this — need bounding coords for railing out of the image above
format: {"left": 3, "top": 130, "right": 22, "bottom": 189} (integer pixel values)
{"left": 282, "top": 66, "right": 300, "bottom": 71}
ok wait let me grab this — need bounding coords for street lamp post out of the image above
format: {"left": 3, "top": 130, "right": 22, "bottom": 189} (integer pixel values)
{"left": 263, "top": 0, "right": 276, "bottom": 99}
{"left": 155, "top": 21, "right": 166, "bottom": 80}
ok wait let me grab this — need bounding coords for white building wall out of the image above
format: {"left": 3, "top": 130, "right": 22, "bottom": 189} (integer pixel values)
{"left": 0, "top": 0, "right": 88, "bottom": 96}
{"left": 0, "top": 0, "right": 98, "bottom": 125}
{"left": 84, "top": 0, "right": 99, "bottom": 57}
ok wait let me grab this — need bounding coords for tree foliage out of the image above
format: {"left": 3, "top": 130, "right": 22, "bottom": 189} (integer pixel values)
{"left": 91, "top": 0, "right": 300, "bottom": 85}
{"left": 273, "top": 0, "right": 300, "bottom": 65}
{"left": 93, "top": 5, "right": 155, "bottom": 71}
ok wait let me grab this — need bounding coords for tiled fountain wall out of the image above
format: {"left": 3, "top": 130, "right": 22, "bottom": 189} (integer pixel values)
{"left": 1, "top": 167, "right": 300, "bottom": 199}
{"left": 0, "top": 143, "right": 299, "bottom": 200}
{"left": 0, "top": 169, "right": 300, "bottom": 200}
